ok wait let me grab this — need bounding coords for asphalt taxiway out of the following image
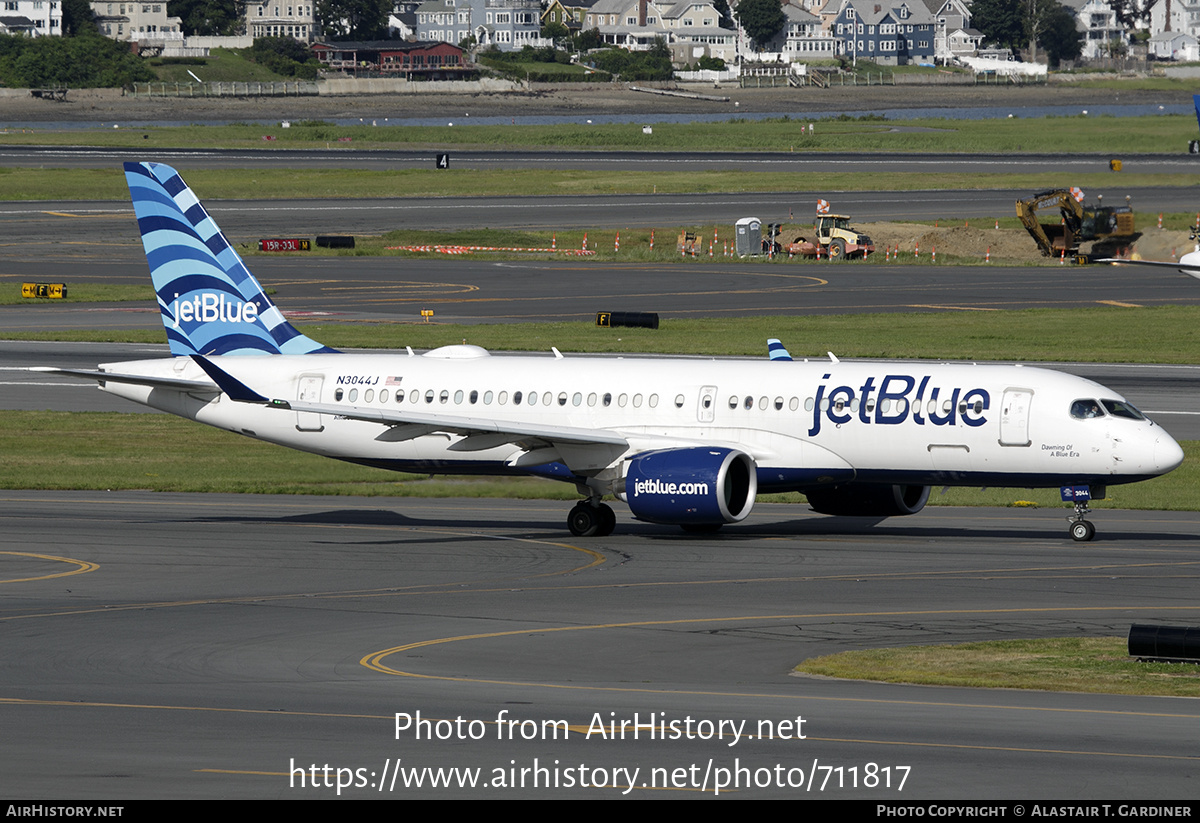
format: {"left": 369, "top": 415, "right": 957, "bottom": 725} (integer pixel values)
{"left": 2, "top": 492, "right": 1198, "bottom": 798}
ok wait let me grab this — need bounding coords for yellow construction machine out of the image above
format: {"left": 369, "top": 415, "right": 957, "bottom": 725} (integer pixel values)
{"left": 1015, "top": 189, "right": 1138, "bottom": 262}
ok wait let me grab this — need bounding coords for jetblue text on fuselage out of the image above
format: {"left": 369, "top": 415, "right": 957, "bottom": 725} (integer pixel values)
{"left": 171, "top": 294, "right": 259, "bottom": 328}
{"left": 808, "top": 373, "right": 990, "bottom": 437}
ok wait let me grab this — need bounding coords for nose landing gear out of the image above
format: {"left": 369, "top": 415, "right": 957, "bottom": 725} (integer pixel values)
{"left": 1068, "top": 502, "right": 1095, "bottom": 542}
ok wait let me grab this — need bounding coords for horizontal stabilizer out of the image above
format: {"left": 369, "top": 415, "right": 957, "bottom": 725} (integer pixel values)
{"left": 29, "top": 367, "right": 218, "bottom": 393}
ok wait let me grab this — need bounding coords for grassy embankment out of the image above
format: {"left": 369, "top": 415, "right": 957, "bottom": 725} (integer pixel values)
{"left": 145, "top": 48, "right": 297, "bottom": 84}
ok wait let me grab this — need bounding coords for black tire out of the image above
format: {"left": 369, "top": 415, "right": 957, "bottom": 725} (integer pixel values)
{"left": 829, "top": 239, "right": 846, "bottom": 260}
{"left": 568, "top": 503, "right": 600, "bottom": 537}
{"left": 1070, "top": 521, "right": 1095, "bottom": 542}
{"left": 597, "top": 504, "right": 616, "bottom": 537}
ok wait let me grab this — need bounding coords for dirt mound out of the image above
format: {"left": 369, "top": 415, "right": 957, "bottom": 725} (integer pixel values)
{"left": 869, "top": 221, "right": 1032, "bottom": 262}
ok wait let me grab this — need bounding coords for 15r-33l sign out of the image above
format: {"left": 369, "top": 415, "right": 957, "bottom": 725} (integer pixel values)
{"left": 258, "top": 238, "right": 311, "bottom": 252}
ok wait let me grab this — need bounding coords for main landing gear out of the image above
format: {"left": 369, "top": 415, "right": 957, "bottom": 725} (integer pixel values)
{"left": 1068, "top": 501, "right": 1095, "bottom": 542}
{"left": 568, "top": 500, "right": 616, "bottom": 537}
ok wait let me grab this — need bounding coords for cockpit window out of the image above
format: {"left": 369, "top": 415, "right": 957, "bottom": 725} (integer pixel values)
{"left": 1070, "top": 399, "right": 1104, "bottom": 419}
{"left": 1102, "top": 399, "right": 1146, "bottom": 420}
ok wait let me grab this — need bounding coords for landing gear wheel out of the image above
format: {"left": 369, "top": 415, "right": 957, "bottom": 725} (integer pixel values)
{"left": 596, "top": 504, "right": 616, "bottom": 537}
{"left": 1068, "top": 500, "right": 1095, "bottom": 542}
{"left": 1070, "top": 520, "right": 1095, "bottom": 542}
{"left": 568, "top": 503, "right": 600, "bottom": 537}
{"left": 829, "top": 239, "right": 846, "bottom": 260}
{"left": 568, "top": 502, "right": 615, "bottom": 538}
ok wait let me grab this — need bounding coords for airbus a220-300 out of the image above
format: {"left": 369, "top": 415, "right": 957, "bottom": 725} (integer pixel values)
{"left": 36, "top": 163, "right": 1184, "bottom": 541}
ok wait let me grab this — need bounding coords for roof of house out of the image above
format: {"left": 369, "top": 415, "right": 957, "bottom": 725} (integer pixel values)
{"left": 841, "top": 0, "right": 935, "bottom": 25}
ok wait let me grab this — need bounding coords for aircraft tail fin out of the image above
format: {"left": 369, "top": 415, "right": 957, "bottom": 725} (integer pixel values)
{"left": 124, "top": 161, "right": 336, "bottom": 357}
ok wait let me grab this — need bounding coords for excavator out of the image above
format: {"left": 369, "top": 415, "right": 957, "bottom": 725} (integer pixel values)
{"left": 1015, "top": 188, "right": 1138, "bottom": 262}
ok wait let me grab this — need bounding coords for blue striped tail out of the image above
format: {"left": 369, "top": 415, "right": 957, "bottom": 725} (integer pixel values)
{"left": 124, "top": 161, "right": 336, "bottom": 357}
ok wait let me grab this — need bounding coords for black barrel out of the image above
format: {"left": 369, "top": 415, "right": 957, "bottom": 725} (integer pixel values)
{"left": 596, "top": 312, "right": 659, "bottom": 330}
{"left": 1128, "top": 624, "right": 1200, "bottom": 660}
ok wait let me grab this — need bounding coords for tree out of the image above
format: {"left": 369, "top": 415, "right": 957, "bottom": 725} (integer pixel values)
{"left": 970, "top": 0, "right": 1083, "bottom": 63}
{"left": 970, "top": 0, "right": 1026, "bottom": 51}
{"left": 735, "top": 0, "right": 785, "bottom": 50}
{"left": 60, "top": 0, "right": 99, "bottom": 37}
{"left": 1107, "top": 0, "right": 1152, "bottom": 28}
{"left": 541, "top": 21, "right": 570, "bottom": 47}
{"left": 168, "top": 0, "right": 242, "bottom": 36}
{"left": 315, "top": 0, "right": 392, "bottom": 40}
{"left": 248, "top": 36, "right": 321, "bottom": 78}
{"left": 575, "top": 27, "right": 602, "bottom": 51}
{"left": 712, "top": 0, "right": 731, "bottom": 26}
{"left": 1039, "top": 1, "right": 1084, "bottom": 65}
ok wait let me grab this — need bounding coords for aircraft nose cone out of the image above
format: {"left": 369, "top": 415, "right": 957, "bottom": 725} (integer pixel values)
{"left": 1155, "top": 433, "right": 1186, "bottom": 476}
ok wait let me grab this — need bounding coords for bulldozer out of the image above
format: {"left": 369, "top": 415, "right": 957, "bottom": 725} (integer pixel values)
{"left": 784, "top": 213, "right": 875, "bottom": 260}
{"left": 1015, "top": 188, "right": 1138, "bottom": 262}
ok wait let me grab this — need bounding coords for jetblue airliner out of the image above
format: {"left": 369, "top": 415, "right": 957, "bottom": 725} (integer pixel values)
{"left": 36, "top": 163, "right": 1184, "bottom": 540}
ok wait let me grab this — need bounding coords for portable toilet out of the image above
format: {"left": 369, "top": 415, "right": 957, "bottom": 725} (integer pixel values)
{"left": 735, "top": 217, "right": 761, "bottom": 257}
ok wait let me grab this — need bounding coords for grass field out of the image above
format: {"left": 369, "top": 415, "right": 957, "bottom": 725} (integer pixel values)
{"left": 9, "top": 306, "right": 1200, "bottom": 363}
{"left": 1, "top": 165, "right": 1194, "bottom": 201}
{"left": 796, "top": 638, "right": 1200, "bottom": 697}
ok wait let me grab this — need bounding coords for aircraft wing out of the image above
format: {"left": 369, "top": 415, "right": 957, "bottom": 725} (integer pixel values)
{"left": 284, "top": 399, "right": 630, "bottom": 448}
{"left": 1096, "top": 257, "right": 1200, "bottom": 276}
{"left": 28, "top": 367, "right": 219, "bottom": 393}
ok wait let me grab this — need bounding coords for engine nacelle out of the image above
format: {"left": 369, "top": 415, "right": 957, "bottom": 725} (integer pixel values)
{"left": 805, "top": 483, "right": 930, "bottom": 517}
{"left": 619, "top": 447, "right": 757, "bottom": 525}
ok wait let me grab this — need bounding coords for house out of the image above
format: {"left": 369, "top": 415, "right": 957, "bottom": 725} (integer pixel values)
{"left": 661, "top": 0, "right": 735, "bottom": 59}
{"left": 0, "top": 0, "right": 60, "bottom": 35}
{"left": 779, "top": 3, "right": 836, "bottom": 58}
{"left": 311, "top": 40, "right": 472, "bottom": 76}
{"left": 90, "top": 0, "right": 182, "bottom": 47}
{"left": 583, "top": 0, "right": 669, "bottom": 49}
{"left": 244, "top": 1, "right": 315, "bottom": 41}
{"left": 1149, "top": 29, "right": 1200, "bottom": 59}
{"left": 1149, "top": 0, "right": 1200, "bottom": 43}
{"left": 541, "top": 0, "right": 598, "bottom": 32}
{"left": 413, "top": 0, "right": 541, "bottom": 50}
{"left": 1060, "top": 0, "right": 1128, "bottom": 59}
{"left": 919, "top": 0, "right": 974, "bottom": 61}
{"left": 831, "top": 0, "right": 936, "bottom": 65}
{"left": 945, "top": 26, "right": 983, "bottom": 58}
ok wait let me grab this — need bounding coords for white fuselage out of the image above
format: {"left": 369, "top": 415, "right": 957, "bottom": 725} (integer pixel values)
{"left": 94, "top": 348, "right": 1183, "bottom": 493}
